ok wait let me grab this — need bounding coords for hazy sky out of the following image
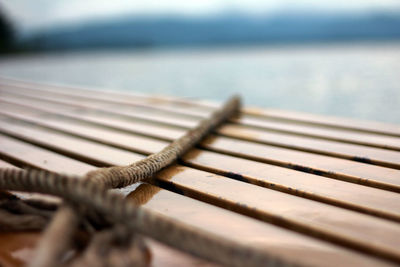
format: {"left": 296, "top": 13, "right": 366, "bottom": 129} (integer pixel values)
{"left": 2, "top": 0, "right": 400, "bottom": 31}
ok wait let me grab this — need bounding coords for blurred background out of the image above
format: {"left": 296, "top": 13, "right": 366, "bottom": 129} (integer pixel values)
{"left": 0, "top": 0, "right": 399, "bottom": 123}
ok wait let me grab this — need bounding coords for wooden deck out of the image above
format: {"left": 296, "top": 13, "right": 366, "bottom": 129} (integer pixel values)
{"left": 0, "top": 78, "right": 399, "bottom": 266}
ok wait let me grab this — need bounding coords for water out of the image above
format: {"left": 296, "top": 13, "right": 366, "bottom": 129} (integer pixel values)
{"left": 0, "top": 42, "right": 399, "bottom": 124}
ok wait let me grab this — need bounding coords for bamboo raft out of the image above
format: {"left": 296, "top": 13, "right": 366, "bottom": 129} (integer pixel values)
{"left": 0, "top": 78, "right": 399, "bottom": 266}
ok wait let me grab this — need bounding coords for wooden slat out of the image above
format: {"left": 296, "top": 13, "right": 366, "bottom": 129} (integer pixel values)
{"left": 152, "top": 165, "right": 400, "bottom": 261}
{"left": 0, "top": 119, "right": 144, "bottom": 167}
{"left": 2, "top": 102, "right": 400, "bottom": 220}
{"left": 237, "top": 115, "right": 400, "bottom": 151}
{"left": 128, "top": 184, "right": 393, "bottom": 267}
{"left": 143, "top": 239, "right": 220, "bottom": 267}
{"left": 0, "top": 92, "right": 197, "bottom": 129}
{"left": 0, "top": 122, "right": 393, "bottom": 267}
{"left": 4, "top": 79, "right": 400, "bottom": 152}
{"left": 182, "top": 149, "right": 400, "bottom": 221}
{"left": 14, "top": 84, "right": 399, "bottom": 156}
{"left": 0, "top": 232, "right": 38, "bottom": 267}
{"left": 4, "top": 82, "right": 400, "bottom": 156}
{"left": 1, "top": 108, "right": 400, "bottom": 263}
{"left": 0, "top": 78, "right": 217, "bottom": 115}
{"left": 2, "top": 93, "right": 400, "bottom": 193}
{"left": 0, "top": 133, "right": 96, "bottom": 176}
{"left": 0, "top": 107, "right": 167, "bottom": 155}
{"left": 3, "top": 87, "right": 400, "bottom": 170}
{"left": 1, "top": 78, "right": 400, "bottom": 264}
{"left": 2, "top": 109, "right": 400, "bottom": 224}
{"left": 217, "top": 123, "right": 400, "bottom": 168}
{"left": 0, "top": 132, "right": 217, "bottom": 267}
{"left": 0, "top": 82, "right": 211, "bottom": 119}
{"left": 201, "top": 136, "right": 400, "bottom": 192}
{"left": 53, "top": 108, "right": 400, "bottom": 177}
{"left": 0, "top": 232, "right": 219, "bottom": 267}
{"left": 2, "top": 77, "right": 399, "bottom": 137}
{"left": 0, "top": 160, "right": 16, "bottom": 169}
{"left": 0, "top": 90, "right": 80, "bottom": 114}
{"left": 244, "top": 107, "right": 400, "bottom": 138}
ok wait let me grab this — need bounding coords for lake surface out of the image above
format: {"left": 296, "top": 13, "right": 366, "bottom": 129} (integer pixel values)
{"left": 0, "top": 42, "right": 399, "bottom": 124}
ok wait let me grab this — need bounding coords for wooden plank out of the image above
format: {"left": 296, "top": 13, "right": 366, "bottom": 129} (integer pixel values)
{"left": 57, "top": 109, "right": 400, "bottom": 177}
{"left": 0, "top": 126, "right": 393, "bottom": 267}
{"left": 201, "top": 136, "right": 400, "bottom": 192}
{"left": 5, "top": 83, "right": 400, "bottom": 152}
{"left": 2, "top": 81, "right": 395, "bottom": 262}
{"left": 4, "top": 83, "right": 400, "bottom": 155}
{"left": 244, "top": 107, "right": 400, "bottom": 138}
{"left": 0, "top": 132, "right": 217, "bottom": 267}
{"left": 182, "top": 149, "right": 400, "bottom": 221}
{"left": 217, "top": 123, "right": 400, "bottom": 168}
{"left": 1, "top": 109, "right": 400, "bottom": 262}
{"left": 0, "top": 83, "right": 211, "bottom": 119}
{"left": 236, "top": 115, "right": 400, "bottom": 151}
{"left": 0, "top": 78, "right": 170, "bottom": 104}
{"left": 0, "top": 91, "right": 81, "bottom": 114}
{"left": 2, "top": 89, "right": 400, "bottom": 172}
{"left": 0, "top": 232, "right": 219, "bottom": 267}
{"left": 73, "top": 108, "right": 400, "bottom": 171}
{"left": 0, "top": 160, "right": 16, "bottom": 169}
{"left": 0, "top": 119, "right": 144, "bottom": 167}
{"left": 0, "top": 78, "right": 217, "bottom": 115}
{"left": 152, "top": 165, "right": 400, "bottom": 261}
{"left": 0, "top": 92, "right": 198, "bottom": 129}
{"left": 0, "top": 109, "right": 167, "bottom": 155}
{"left": 0, "top": 105, "right": 400, "bottom": 224}
{"left": 6, "top": 93, "right": 400, "bottom": 192}
{"left": 0, "top": 85, "right": 203, "bottom": 125}
{"left": 127, "top": 184, "right": 394, "bottom": 267}
{"left": 4, "top": 96, "right": 399, "bottom": 194}
{"left": 2, "top": 77, "right": 399, "bottom": 137}
{"left": 0, "top": 232, "right": 38, "bottom": 267}
{"left": 143, "top": 239, "right": 220, "bottom": 267}
{"left": 2, "top": 80, "right": 399, "bottom": 265}
{"left": 0, "top": 133, "right": 96, "bottom": 176}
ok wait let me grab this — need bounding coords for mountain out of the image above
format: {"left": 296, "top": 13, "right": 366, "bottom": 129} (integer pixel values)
{"left": 20, "top": 12, "right": 400, "bottom": 51}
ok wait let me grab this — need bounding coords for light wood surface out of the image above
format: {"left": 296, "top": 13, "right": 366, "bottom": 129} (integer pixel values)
{"left": 0, "top": 78, "right": 399, "bottom": 266}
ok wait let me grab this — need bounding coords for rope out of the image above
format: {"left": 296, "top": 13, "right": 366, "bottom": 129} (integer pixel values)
{"left": 29, "top": 206, "right": 80, "bottom": 267}
{"left": 85, "top": 94, "right": 241, "bottom": 188}
{"left": 0, "top": 95, "right": 296, "bottom": 267}
{"left": 0, "top": 168, "right": 291, "bottom": 267}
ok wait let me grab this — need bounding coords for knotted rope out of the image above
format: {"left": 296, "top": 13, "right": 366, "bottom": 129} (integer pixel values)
{"left": 0, "top": 95, "right": 295, "bottom": 267}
